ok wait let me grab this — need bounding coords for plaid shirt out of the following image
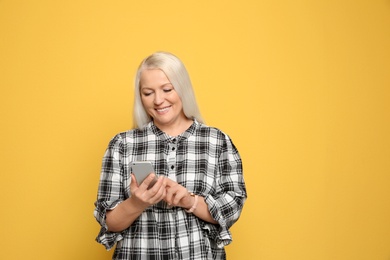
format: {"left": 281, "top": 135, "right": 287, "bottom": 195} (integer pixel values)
{"left": 94, "top": 120, "right": 247, "bottom": 260}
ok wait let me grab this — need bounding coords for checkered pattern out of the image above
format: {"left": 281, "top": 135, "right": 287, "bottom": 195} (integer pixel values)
{"left": 94, "top": 120, "right": 247, "bottom": 260}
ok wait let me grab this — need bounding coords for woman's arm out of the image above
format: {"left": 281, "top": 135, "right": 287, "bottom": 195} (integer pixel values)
{"left": 164, "top": 178, "right": 218, "bottom": 224}
{"left": 191, "top": 195, "right": 218, "bottom": 224}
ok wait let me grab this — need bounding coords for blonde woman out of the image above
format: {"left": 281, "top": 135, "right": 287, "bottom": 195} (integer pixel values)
{"left": 94, "top": 52, "right": 247, "bottom": 260}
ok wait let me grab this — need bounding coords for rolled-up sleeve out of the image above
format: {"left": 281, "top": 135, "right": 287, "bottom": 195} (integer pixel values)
{"left": 204, "top": 134, "right": 247, "bottom": 248}
{"left": 93, "top": 134, "right": 126, "bottom": 250}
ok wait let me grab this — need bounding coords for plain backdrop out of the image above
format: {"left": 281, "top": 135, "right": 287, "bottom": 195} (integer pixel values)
{"left": 1, "top": 1, "right": 389, "bottom": 259}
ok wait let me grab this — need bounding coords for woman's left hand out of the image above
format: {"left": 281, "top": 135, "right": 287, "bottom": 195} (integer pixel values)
{"left": 164, "top": 178, "right": 218, "bottom": 224}
{"left": 164, "top": 178, "right": 193, "bottom": 209}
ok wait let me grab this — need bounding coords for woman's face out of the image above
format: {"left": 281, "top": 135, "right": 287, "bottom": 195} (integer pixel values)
{"left": 140, "top": 69, "right": 187, "bottom": 132}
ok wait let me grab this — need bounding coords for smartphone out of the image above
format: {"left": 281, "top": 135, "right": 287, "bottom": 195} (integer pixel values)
{"left": 131, "top": 161, "right": 157, "bottom": 189}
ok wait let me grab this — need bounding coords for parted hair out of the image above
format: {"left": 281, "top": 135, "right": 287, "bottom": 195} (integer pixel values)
{"left": 133, "top": 52, "right": 204, "bottom": 129}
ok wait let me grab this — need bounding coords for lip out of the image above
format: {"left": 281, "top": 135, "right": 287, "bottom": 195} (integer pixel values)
{"left": 155, "top": 106, "right": 171, "bottom": 114}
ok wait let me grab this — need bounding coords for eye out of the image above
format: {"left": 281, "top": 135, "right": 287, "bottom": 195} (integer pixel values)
{"left": 163, "top": 88, "right": 173, "bottom": 93}
{"left": 142, "top": 92, "right": 153, "bottom": 96}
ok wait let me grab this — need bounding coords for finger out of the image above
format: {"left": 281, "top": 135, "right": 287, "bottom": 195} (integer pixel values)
{"left": 147, "top": 176, "right": 164, "bottom": 195}
{"left": 173, "top": 189, "right": 188, "bottom": 205}
{"left": 140, "top": 173, "right": 157, "bottom": 190}
{"left": 165, "top": 185, "right": 178, "bottom": 205}
{"left": 164, "top": 180, "right": 186, "bottom": 205}
{"left": 164, "top": 178, "right": 175, "bottom": 187}
{"left": 132, "top": 177, "right": 161, "bottom": 205}
{"left": 147, "top": 177, "right": 167, "bottom": 204}
{"left": 151, "top": 178, "right": 167, "bottom": 201}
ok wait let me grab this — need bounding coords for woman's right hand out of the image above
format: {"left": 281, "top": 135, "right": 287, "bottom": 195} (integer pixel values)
{"left": 106, "top": 174, "right": 167, "bottom": 232}
{"left": 129, "top": 173, "right": 167, "bottom": 210}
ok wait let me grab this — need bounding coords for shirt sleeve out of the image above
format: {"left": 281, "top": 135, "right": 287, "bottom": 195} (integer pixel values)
{"left": 204, "top": 133, "right": 247, "bottom": 248}
{"left": 93, "top": 134, "right": 126, "bottom": 250}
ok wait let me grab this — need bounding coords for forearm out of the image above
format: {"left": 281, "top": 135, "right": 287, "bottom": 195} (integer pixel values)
{"left": 106, "top": 197, "right": 145, "bottom": 232}
{"left": 190, "top": 196, "right": 218, "bottom": 224}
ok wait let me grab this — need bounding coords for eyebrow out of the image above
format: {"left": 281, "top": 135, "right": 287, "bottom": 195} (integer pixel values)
{"left": 161, "top": 83, "right": 173, "bottom": 87}
{"left": 141, "top": 83, "right": 173, "bottom": 89}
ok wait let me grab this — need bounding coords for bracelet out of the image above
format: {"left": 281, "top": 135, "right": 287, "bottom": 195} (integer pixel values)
{"left": 185, "top": 193, "right": 199, "bottom": 213}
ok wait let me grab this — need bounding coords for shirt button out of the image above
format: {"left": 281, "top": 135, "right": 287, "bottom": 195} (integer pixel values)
{"left": 171, "top": 165, "right": 175, "bottom": 170}
{"left": 172, "top": 147, "right": 175, "bottom": 151}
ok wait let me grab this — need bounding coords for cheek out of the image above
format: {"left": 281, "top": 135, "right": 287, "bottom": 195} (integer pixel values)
{"left": 172, "top": 94, "right": 182, "bottom": 105}
{"left": 176, "top": 98, "right": 183, "bottom": 108}
{"left": 141, "top": 97, "right": 152, "bottom": 107}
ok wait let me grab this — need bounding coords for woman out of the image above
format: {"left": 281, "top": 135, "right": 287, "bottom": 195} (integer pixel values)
{"left": 94, "top": 52, "right": 247, "bottom": 259}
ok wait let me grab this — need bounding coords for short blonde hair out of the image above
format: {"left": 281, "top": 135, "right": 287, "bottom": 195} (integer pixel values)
{"left": 133, "top": 52, "right": 204, "bottom": 129}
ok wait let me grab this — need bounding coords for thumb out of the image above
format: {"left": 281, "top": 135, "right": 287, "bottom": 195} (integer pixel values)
{"left": 130, "top": 174, "right": 139, "bottom": 189}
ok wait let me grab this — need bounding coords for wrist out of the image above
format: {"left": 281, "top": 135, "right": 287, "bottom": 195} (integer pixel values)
{"left": 185, "top": 193, "right": 199, "bottom": 213}
{"left": 127, "top": 196, "right": 148, "bottom": 212}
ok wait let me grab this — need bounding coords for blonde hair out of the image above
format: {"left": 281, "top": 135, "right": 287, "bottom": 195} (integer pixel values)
{"left": 133, "top": 51, "right": 204, "bottom": 129}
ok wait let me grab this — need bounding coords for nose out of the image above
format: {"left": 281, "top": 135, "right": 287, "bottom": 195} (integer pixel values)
{"left": 154, "top": 90, "right": 164, "bottom": 105}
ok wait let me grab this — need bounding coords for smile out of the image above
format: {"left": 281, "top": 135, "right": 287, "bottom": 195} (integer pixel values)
{"left": 156, "top": 106, "right": 171, "bottom": 113}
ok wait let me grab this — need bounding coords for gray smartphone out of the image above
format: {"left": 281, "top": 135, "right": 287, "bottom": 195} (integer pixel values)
{"left": 131, "top": 161, "right": 157, "bottom": 189}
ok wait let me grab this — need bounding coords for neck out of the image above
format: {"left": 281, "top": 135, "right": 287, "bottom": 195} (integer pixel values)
{"left": 157, "top": 118, "right": 193, "bottom": 136}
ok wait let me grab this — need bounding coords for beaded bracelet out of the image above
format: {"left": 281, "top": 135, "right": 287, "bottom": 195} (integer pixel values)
{"left": 185, "top": 193, "right": 199, "bottom": 213}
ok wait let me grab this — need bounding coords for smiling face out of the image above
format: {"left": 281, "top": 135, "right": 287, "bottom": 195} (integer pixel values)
{"left": 139, "top": 69, "right": 191, "bottom": 134}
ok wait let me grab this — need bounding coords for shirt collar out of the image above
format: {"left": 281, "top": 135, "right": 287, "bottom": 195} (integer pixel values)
{"left": 147, "top": 119, "right": 199, "bottom": 143}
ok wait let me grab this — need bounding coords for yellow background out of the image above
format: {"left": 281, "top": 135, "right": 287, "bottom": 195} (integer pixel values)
{"left": 1, "top": 0, "right": 389, "bottom": 259}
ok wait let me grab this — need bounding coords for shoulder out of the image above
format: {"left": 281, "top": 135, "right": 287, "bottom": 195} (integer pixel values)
{"left": 195, "top": 122, "right": 233, "bottom": 143}
{"left": 107, "top": 128, "right": 148, "bottom": 148}
{"left": 196, "top": 122, "right": 241, "bottom": 154}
